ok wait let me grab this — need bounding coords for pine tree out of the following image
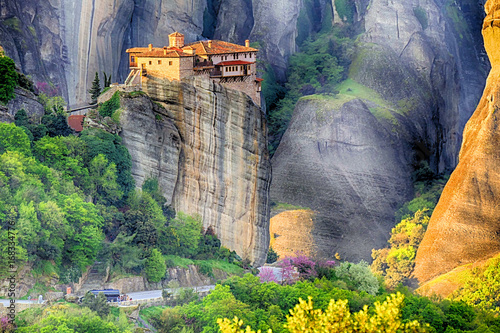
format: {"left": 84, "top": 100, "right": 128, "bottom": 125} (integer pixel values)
{"left": 103, "top": 72, "right": 112, "bottom": 88}
{"left": 88, "top": 72, "right": 101, "bottom": 104}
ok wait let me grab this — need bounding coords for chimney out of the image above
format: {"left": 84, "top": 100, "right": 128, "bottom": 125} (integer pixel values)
{"left": 148, "top": 43, "right": 153, "bottom": 51}
{"left": 163, "top": 46, "right": 167, "bottom": 55}
{"left": 245, "top": 39, "right": 250, "bottom": 47}
{"left": 208, "top": 40, "right": 212, "bottom": 48}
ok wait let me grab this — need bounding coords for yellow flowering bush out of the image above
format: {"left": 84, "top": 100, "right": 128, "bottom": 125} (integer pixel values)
{"left": 218, "top": 292, "right": 427, "bottom": 333}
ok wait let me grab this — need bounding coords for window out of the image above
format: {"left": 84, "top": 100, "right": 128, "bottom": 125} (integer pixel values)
{"left": 235, "top": 53, "right": 239, "bottom": 59}
{"left": 131, "top": 56, "right": 135, "bottom": 62}
{"left": 249, "top": 53, "right": 252, "bottom": 58}
{"left": 244, "top": 53, "right": 247, "bottom": 58}
{"left": 169, "top": 61, "right": 172, "bottom": 66}
{"left": 158, "top": 60, "right": 162, "bottom": 65}
{"left": 149, "top": 61, "right": 152, "bottom": 65}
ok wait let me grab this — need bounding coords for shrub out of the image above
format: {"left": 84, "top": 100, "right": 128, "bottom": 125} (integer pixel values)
{"left": 334, "top": 0, "right": 356, "bottom": 24}
{"left": 334, "top": 260, "right": 379, "bottom": 295}
{"left": 98, "top": 91, "right": 120, "bottom": 118}
{"left": 0, "top": 55, "right": 18, "bottom": 104}
{"left": 266, "top": 247, "right": 279, "bottom": 264}
{"left": 145, "top": 249, "right": 167, "bottom": 282}
{"left": 81, "top": 291, "right": 110, "bottom": 317}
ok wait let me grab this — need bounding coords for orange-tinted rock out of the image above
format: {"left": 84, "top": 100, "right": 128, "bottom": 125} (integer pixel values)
{"left": 270, "top": 209, "right": 315, "bottom": 258}
{"left": 413, "top": 0, "right": 500, "bottom": 283}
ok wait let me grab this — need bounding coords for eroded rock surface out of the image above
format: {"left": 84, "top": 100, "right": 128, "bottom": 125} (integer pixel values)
{"left": 271, "top": 97, "right": 412, "bottom": 261}
{"left": 414, "top": 0, "right": 500, "bottom": 283}
{"left": 118, "top": 77, "right": 271, "bottom": 266}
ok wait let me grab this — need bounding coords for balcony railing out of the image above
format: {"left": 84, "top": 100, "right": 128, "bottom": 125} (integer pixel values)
{"left": 130, "top": 62, "right": 137, "bottom": 68}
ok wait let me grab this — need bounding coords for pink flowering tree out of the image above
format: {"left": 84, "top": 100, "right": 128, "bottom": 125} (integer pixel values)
{"left": 277, "top": 258, "right": 296, "bottom": 284}
{"left": 0, "top": 316, "right": 15, "bottom": 332}
{"left": 36, "top": 81, "right": 58, "bottom": 96}
{"left": 289, "top": 252, "right": 317, "bottom": 279}
{"left": 258, "top": 267, "right": 278, "bottom": 283}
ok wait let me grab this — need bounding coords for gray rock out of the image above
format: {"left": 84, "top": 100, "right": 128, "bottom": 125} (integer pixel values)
{"left": 271, "top": 97, "right": 412, "bottom": 261}
{"left": 7, "top": 87, "right": 44, "bottom": 119}
{"left": 116, "top": 76, "right": 271, "bottom": 266}
{"left": 249, "top": 0, "right": 301, "bottom": 80}
{"left": 118, "top": 93, "right": 181, "bottom": 206}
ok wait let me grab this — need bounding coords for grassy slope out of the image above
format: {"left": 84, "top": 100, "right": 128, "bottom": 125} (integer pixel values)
{"left": 417, "top": 251, "right": 500, "bottom": 298}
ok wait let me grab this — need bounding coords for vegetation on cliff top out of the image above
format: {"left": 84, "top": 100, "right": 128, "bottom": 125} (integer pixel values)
{"left": 265, "top": 25, "right": 354, "bottom": 154}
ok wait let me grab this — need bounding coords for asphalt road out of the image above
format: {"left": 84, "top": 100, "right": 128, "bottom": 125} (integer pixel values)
{"left": 126, "top": 285, "right": 215, "bottom": 300}
{"left": 0, "top": 299, "right": 44, "bottom": 305}
{"left": 0, "top": 285, "right": 216, "bottom": 305}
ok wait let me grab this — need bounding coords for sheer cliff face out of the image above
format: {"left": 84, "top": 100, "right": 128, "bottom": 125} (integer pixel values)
{"left": 118, "top": 77, "right": 271, "bottom": 266}
{"left": 0, "top": 0, "right": 68, "bottom": 100}
{"left": 1, "top": 0, "right": 303, "bottom": 104}
{"left": 360, "top": 0, "right": 487, "bottom": 172}
{"left": 271, "top": 98, "right": 413, "bottom": 261}
{"left": 269, "top": 0, "right": 487, "bottom": 262}
{"left": 413, "top": 0, "right": 500, "bottom": 284}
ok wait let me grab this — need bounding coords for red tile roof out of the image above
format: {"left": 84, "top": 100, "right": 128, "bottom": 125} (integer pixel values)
{"left": 184, "top": 40, "right": 258, "bottom": 55}
{"left": 68, "top": 115, "right": 85, "bottom": 132}
{"left": 217, "top": 60, "right": 254, "bottom": 66}
{"left": 126, "top": 47, "right": 193, "bottom": 58}
{"left": 255, "top": 78, "right": 264, "bottom": 82}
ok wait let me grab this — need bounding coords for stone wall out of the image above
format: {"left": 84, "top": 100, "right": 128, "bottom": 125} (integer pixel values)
{"left": 213, "top": 73, "right": 261, "bottom": 106}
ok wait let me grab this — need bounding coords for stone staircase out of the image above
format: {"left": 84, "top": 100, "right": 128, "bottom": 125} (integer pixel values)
{"left": 76, "top": 262, "right": 108, "bottom": 296}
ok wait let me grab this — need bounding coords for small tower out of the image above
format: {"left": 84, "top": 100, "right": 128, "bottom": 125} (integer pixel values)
{"left": 169, "top": 32, "right": 184, "bottom": 48}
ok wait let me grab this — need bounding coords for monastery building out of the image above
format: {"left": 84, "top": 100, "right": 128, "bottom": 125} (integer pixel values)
{"left": 125, "top": 32, "right": 263, "bottom": 105}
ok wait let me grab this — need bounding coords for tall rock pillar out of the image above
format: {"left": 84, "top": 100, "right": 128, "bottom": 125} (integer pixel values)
{"left": 413, "top": 0, "right": 500, "bottom": 283}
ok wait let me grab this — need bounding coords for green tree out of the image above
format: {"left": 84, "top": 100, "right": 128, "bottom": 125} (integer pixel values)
{"left": 80, "top": 128, "right": 134, "bottom": 197}
{"left": 41, "top": 113, "right": 72, "bottom": 137}
{"left": 61, "top": 194, "right": 104, "bottom": 270}
{"left": 168, "top": 212, "right": 203, "bottom": 257}
{"left": 81, "top": 291, "right": 110, "bottom": 317}
{"left": 89, "top": 72, "right": 101, "bottom": 104}
{"left": 372, "top": 209, "right": 430, "bottom": 288}
{"left": 266, "top": 247, "right": 279, "bottom": 264}
{"left": 14, "top": 109, "right": 29, "bottom": 127}
{"left": 334, "top": 261, "right": 379, "bottom": 295}
{"left": 103, "top": 72, "right": 112, "bottom": 88}
{"left": 0, "top": 123, "right": 31, "bottom": 155}
{"left": 145, "top": 248, "right": 167, "bottom": 282}
{"left": 89, "top": 154, "right": 123, "bottom": 204}
{"left": 0, "top": 54, "right": 18, "bottom": 104}
{"left": 107, "top": 233, "right": 145, "bottom": 274}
